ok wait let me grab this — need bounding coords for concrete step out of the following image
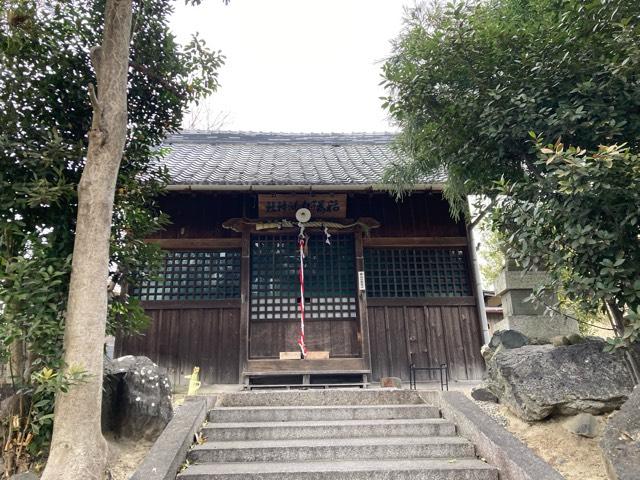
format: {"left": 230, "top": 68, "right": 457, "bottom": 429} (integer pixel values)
{"left": 217, "top": 389, "right": 426, "bottom": 407}
{"left": 209, "top": 404, "right": 441, "bottom": 423}
{"left": 201, "top": 418, "right": 456, "bottom": 441}
{"left": 178, "top": 458, "right": 499, "bottom": 480}
{"left": 189, "top": 436, "right": 475, "bottom": 463}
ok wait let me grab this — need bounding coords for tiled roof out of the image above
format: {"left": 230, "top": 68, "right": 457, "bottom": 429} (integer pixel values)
{"left": 160, "top": 131, "right": 446, "bottom": 187}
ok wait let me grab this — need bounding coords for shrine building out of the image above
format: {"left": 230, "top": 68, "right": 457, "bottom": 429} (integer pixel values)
{"left": 115, "top": 132, "right": 489, "bottom": 388}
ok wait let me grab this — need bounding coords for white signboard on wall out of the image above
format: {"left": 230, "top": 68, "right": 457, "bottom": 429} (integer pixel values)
{"left": 358, "top": 271, "right": 366, "bottom": 291}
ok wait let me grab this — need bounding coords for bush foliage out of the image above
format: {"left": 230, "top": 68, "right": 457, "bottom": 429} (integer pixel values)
{"left": 0, "top": 0, "right": 223, "bottom": 466}
{"left": 382, "top": 0, "right": 640, "bottom": 349}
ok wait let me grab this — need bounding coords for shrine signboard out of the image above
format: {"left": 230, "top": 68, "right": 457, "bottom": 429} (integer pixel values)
{"left": 258, "top": 194, "right": 347, "bottom": 219}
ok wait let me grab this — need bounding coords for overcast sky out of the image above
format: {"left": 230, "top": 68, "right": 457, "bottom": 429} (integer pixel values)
{"left": 170, "top": 0, "right": 413, "bottom": 133}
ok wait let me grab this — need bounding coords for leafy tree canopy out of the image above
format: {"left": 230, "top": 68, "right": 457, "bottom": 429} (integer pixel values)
{"left": 493, "top": 139, "right": 640, "bottom": 347}
{"left": 477, "top": 222, "right": 504, "bottom": 289}
{"left": 382, "top": 0, "right": 640, "bottom": 213}
{"left": 382, "top": 0, "right": 640, "bottom": 356}
{"left": 0, "top": 0, "right": 223, "bottom": 461}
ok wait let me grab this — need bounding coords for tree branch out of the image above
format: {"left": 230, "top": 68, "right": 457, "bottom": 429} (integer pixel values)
{"left": 523, "top": 157, "right": 545, "bottom": 182}
{"left": 130, "top": 62, "right": 182, "bottom": 97}
{"left": 469, "top": 197, "right": 496, "bottom": 229}
{"left": 88, "top": 83, "right": 100, "bottom": 112}
{"left": 90, "top": 46, "right": 102, "bottom": 80}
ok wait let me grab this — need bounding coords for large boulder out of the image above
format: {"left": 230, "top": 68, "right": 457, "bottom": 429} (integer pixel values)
{"left": 485, "top": 339, "right": 637, "bottom": 421}
{"left": 601, "top": 385, "right": 640, "bottom": 480}
{"left": 102, "top": 355, "right": 173, "bottom": 441}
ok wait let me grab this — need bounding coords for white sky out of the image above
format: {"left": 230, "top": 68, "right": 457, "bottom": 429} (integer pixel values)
{"left": 170, "top": 0, "right": 413, "bottom": 133}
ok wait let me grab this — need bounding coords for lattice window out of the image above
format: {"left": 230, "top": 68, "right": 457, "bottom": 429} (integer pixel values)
{"left": 250, "top": 234, "right": 357, "bottom": 322}
{"left": 364, "top": 248, "right": 471, "bottom": 297}
{"left": 134, "top": 250, "right": 241, "bottom": 301}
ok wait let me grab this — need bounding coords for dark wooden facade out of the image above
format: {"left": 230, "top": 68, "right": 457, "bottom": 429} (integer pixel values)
{"left": 115, "top": 191, "right": 486, "bottom": 386}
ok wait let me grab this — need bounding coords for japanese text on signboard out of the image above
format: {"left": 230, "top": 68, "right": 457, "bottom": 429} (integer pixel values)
{"left": 258, "top": 194, "right": 347, "bottom": 219}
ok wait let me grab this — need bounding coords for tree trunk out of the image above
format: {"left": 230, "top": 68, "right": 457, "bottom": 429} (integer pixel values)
{"left": 605, "top": 300, "right": 640, "bottom": 386}
{"left": 41, "top": 1, "right": 132, "bottom": 479}
{"left": 9, "top": 338, "right": 26, "bottom": 385}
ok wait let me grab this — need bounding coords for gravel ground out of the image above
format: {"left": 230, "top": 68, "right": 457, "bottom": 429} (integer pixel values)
{"left": 473, "top": 397, "right": 510, "bottom": 428}
{"left": 469, "top": 395, "right": 609, "bottom": 480}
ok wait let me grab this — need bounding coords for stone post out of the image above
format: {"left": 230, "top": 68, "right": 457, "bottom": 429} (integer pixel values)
{"left": 493, "top": 263, "right": 578, "bottom": 341}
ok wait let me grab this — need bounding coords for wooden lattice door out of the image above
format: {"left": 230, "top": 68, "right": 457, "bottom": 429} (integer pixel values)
{"left": 248, "top": 233, "right": 360, "bottom": 357}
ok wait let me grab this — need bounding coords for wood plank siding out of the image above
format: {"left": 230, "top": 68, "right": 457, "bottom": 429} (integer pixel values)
{"left": 115, "top": 191, "right": 486, "bottom": 385}
{"left": 367, "top": 301, "right": 484, "bottom": 381}
{"left": 115, "top": 301, "right": 241, "bottom": 386}
{"left": 249, "top": 320, "right": 360, "bottom": 359}
{"left": 142, "top": 191, "right": 464, "bottom": 240}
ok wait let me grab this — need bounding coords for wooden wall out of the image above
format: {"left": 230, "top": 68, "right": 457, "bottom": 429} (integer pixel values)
{"left": 152, "top": 191, "right": 465, "bottom": 239}
{"left": 249, "top": 320, "right": 360, "bottom": 359}
{"left": 367, "top": 299, "right": 485, "bottom": 381}
{"left": 349, "top": 192, "right": 466, "bottom": 237}
{"left": 115, "top": 301, "right": 241, "bottom": 386}
{"left": 116, "top": 191, "right": 485, "bottom": 385}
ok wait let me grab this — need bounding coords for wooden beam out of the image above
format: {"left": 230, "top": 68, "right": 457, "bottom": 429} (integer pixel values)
{"left": 355, "top": 230, "right": 373, "bottom": 378}
{"left": 238, "top": 231, "right": 251, "bottom": 383}
{"left": 244, "top": 357, "right": 370, "bottom": 375}
{"left": 367, "top": 297, "right": 477, "bottom": 307}
{"left": 144, "top": 238, "right": 242, "bottom": 249}
{"left": 248, "top": 317, "right": 362, "bottom": 324}
{"left": 222, "top": 217, "right": 380, "bottom": 234}
{"left": 141, "top": 299, "right": 241, "bottom": 310}
{"left": 465, "top": 222, "right": 489, "bottom": 346}
{"left": 363, "top": 237, "right": 468, "bottom": 248}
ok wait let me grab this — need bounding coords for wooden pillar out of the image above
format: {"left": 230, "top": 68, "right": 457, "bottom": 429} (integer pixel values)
{"left": 238, "top": 231, "right": 251, "bottom": 384}
{"left": 354, "top": 230, "right": 372, "bottom": 380}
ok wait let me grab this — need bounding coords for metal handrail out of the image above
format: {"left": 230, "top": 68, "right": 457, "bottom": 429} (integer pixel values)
{"left": 408, "top": 362, "right": 449, "bottom": 391}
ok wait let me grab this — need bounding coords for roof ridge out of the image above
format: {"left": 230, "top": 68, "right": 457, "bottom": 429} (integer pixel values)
{"left": 175, "top": 129, "right": 398, "bottom": 135}
{"left": 155, "top": 132, "right": 447, "bottom": 187}
{"left": 165, "top": 131, "right": 398, "bottom": 145}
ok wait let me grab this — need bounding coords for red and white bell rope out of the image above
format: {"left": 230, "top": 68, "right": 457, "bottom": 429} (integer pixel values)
{"left": 297, "top": 235, "right": 308, "bottom": 358}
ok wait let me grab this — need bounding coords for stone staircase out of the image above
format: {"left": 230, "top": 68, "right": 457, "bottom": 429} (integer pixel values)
{"left": 177, "top": 389, "right": 499, "bottom": 480}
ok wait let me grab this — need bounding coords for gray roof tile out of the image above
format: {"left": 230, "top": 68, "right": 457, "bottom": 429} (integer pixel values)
{"left": 159, "top": 131, "right": 445, "bottom": 187}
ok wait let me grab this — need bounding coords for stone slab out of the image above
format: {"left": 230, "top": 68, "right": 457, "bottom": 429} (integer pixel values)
{"left": 209, "top": 404, "right": 440, "bottom": 423}
{"left": 130, "top": 396, "right": 215, "bottom": 480}
{"left": 420, "top": 391, "right": 564, "bottom": 480}
{"left": 495, "top": 270, "right": 550, "bottom": 296}
{"left": 9, "top": 474, "right": 38, "bottom": 480}
{"left": 494, "top": 314, "right": 578, "bottom": 341}
{"left": 217, "top": 389, "right": 425, "bottom": 407}
{"left": 201, "top": 418, "right": 456, "bottom": 441}
{"left": 501, "top": 290, "right": 553, "bottom": 316}
{"left": 177, "top": 458, "right": 498, "bottom": 480}
{"left": 188, "top": 436, "right": 475, "bottom": 463}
